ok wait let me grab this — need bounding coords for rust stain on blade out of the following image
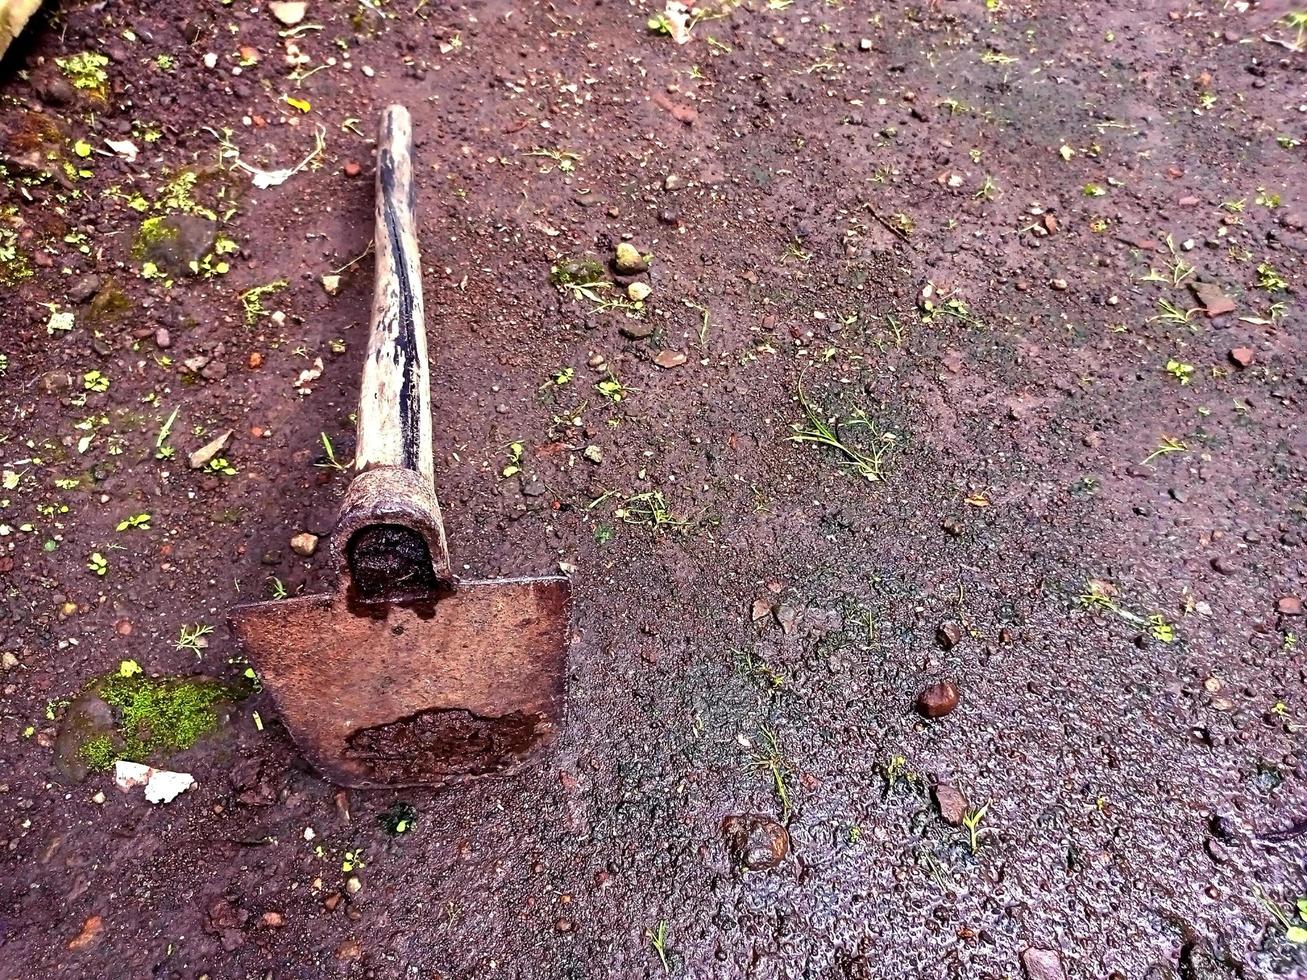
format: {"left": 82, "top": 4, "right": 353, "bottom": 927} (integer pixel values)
{"left": 230, "top": 576, "right": 570, "bottom": 788}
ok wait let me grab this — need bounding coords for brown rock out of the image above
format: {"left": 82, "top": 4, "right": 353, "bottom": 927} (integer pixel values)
{"left": 722, "top": 813, "right": 790, "bottom": 870}
{"left": 1021, "top": 947, "right": 1067, "bottom": 980}
{"left": 1228, "top": 347, "right": 1254, "bottom": 368}
{"left": 933, "top": 784, "right": 968, "bottom": 826}
{"left": 1190, "top": 281, "right": 1236, "bottom": 317}
{"left": 261, "top": 911, "right": 285, "bottom": 928}
{"left": 343, "top": 160, "right": 362, "bottom": 178}
{"left": 1276, "top": 596, "right": 1304, "bottom": 617}
{"left": 916, "top": 680, "right": 960, "bottom": 718}
{"left": 936, "top": 622, "right": 963, "bottom": 650}
{"left": 620, "top": 320, "right": 656, "bottom": 340}
{"left": 654, "top": 350, "right": 687, "bottom": 369}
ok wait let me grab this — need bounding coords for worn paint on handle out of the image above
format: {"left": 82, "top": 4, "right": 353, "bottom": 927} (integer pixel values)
{"left": 356, "top": 105, "right": 433, "bottom": 481}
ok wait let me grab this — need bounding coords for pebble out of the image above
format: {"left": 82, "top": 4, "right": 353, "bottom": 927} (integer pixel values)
{"left": 654, "top": 350, "right": 686, "bottom": 369}
{"left": 1229, "top": 347, "right": 1254, "bottom": 368}
{"left": 614, "top": 242, "right": 648, "bottom": 274}
{"left": 721, "top": 813, "right": 790, "bottom": 871}
{"left": 1275, "top": 596, "right": 1303, "bottom": 617}
{"left": 620, "top": 321, "right": 656, "bottom": 340}
{"left": 916, "top": 680, "right": 961, "bottom": 718}
{"left": 290, "top": 532, "right": 319, "bottom": 557}
{"left": 155, "top": 327, "right": 172, "bottom": 349}
{"left": 344, "top": 160, "right": 362, "bottom": 178}
{"left": 627, "top": 281, "right": 652, "bottom": 303}
{"left": 268, "top": 1, "right": 307, "bottom": 26}
{"left": 932, "top": 784, "right": 967, "bottom": 826}
{"left": 1021, "top": 947, "right": 1067, "bottom": 980}
{"left": 936, "top": 622, "right": 963, "bottom": 650}
{"left": 1049, "top": 278, "right": 1068, "bottom": 291}
{"left": 1210, "top": 556, "right": 1238, "bottom": 576}
{"left": 321, "top": 274, "right": 342, "bottom": 296}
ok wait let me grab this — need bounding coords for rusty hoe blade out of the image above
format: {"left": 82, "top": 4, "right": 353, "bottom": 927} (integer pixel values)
{"left": 230, "top": 105, "right": 572, "bottom": 789}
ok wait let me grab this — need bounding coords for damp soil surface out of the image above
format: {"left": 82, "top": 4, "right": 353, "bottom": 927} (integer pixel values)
{"left": 2, "top": 1, "right": 1306, "bottom": 977}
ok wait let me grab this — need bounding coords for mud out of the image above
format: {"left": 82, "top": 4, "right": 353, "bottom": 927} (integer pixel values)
{"left": 0, "top": 0, "right": 1304, "bottom": 977}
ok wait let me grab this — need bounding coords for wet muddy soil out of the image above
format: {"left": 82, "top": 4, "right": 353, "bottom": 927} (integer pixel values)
{"left": 1, "top": 0, "right": 1305, "bottom": 977}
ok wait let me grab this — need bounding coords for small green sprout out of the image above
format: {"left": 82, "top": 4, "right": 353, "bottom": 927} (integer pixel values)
{"left": 341, "top": 849, "right": 365, "bottom": 873}
{"left": 87, "top": 552, "right": 108, "bottom": 576}
{"left": 595, "top": 375, "right": 628, "bottom": 403}
{"left": 176, "top": 623, "right": 214, "bottom": 656}
{"left": 1142, "top": 436, "right": 1188, "bottom": 465}
{"left": 1256, "top": 263, "right": 1288, "bottom": 291}
{"left": 316, "top": 432, "right": 351, "bottom": 472}
{"left": 379, "top": 802, "right": 417, "bottom": 835}
{"left": 524, "top": 148, "right": 581, "bottom": 174}
{"left": 1257, "top": 888, "right": 1307, "bottom": 944}
{"left": 1165, "top": 359, "right": 1195, "bottom": 384}
{"left": 501, "top": 441, "right": 524, "bottom": 478}
{"left": 238, "top": 280, "right": 288, "bottom": 324}
{"left": 83, "top": 370, "right": 109, "bottom": 393}
{"left": 1082, "top": 182, "right": 1107, "bottom": 197}
{"left": 962, "top": 803, "right": 989, "bottom": 855}
{"left": 649, "top": 920, "right": 671, "bottom": 974}
{"left": 204, "top": 457, "right": 238, "bottom": 476}
{"left": 56, "top": 52, "right": 110, "bottom": 98}
{"left": 115, "top": 513, "right": 152, "bottom": 532}
{"left": 268, "top": 577, "right": 288, "bottom": 600}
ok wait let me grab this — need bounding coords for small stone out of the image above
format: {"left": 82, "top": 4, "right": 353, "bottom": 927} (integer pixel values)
{"left": 583, "top": 445, "right": 603, "bottom": 464}
{"left": 916, "top": 680, "right": 960, "bottom": 719}
{"left": 91, "top": 790, "right": 106, "bottom": 804}
{"left": 751, "top": 597, "right": 773, "bottom": 622}
{"left": 1191, "top": 281, "right": 1236, "bottom": 317}
{"left": 932, "top": 784, "right": 967, "bottom": 826}
{"left": 1275, "top": 596, "right": 1304, "bottom": 617}
{"left": 1021, "top": 947, "right": 1066, "bottom": 980}
{"left": 1049, "top": 278, "right": 1068, "bottom": 291}
{"left": 614, "top": 241, "right": 648, "bottom": 274}
{"left": 654, "top": 350, "right": 687, "bottom": 369}
{"left": 268, "top": 1, "right": 307, "bottom": 26}
{"left": 627, "top": 281, "right": 652, "bottom": 302}
{"left": 343, "top": 160, "right": 362, "bottom": 178}
{"left": 1203, "top": 838, "right": 1230, "bottom": 865}
{"left": 345, "top": 876, "right": 362, "bottom": 895}
{"left": 68, "top": 274, "right": 102, "bottom": 303}
{"left": 721, "top": 813, "right": 790, "bottom": 871}
{"left": 1228, "top": 347, "right": 1254, "bottom": 368}
{"left": 1210, "top": 556, "right": 1238, "bottom": 576}
{"left": 663, "top": 174, "right": 682, "bottom": 191}
{"left": 188, "top": 429, "right": 232, "bottom": 469}
{"left": 936, "top": 622, "right": 963, "bottom": 650}
{"left": 321, "top": 274, "right": 342, "bottom": 296}
{"left": 1, "top": 651, "right": 18, "bottom": 670}
{"left": 261, "top": 911, "right": 285, "bottom": 928}
{"left": 859, "top": 37, "right": 873, "bottom": 51}
{"left": 154, "top": 327, "right": 172, "bottom": 349}
{"left": 620, "top": 321, "right": 656, "bottom": 340}
{"left": 290, "top": 532, "right": 318, "bottom": 557}
{"left": 203, "top": 52, "right": 218, "bottom": 69}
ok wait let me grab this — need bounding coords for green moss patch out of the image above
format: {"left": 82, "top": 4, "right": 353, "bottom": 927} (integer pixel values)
{"left": 76, "top": 675, "right": 245, "bottom": 771}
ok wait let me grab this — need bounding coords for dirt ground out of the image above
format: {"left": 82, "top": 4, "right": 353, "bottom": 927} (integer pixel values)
{"left": 1, "top": 0, "right": 1305, "bottom": 977}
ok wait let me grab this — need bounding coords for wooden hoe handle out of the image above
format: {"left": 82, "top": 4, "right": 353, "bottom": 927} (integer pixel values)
{"left": 334, "top": 106, "right": 451, "bottom": 601}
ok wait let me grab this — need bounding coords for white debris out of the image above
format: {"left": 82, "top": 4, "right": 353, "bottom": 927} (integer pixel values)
{"left": 268, "top": 1, "right": 307, "bottom": 26}
{"left": 104, "top": 138, "right": 139, "bottom": 163}
{"left": 293, "top": 357, "right": 324, "bottom": 395}
{"left": 114, "top": 761, "right": 195, "bottom": 804}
